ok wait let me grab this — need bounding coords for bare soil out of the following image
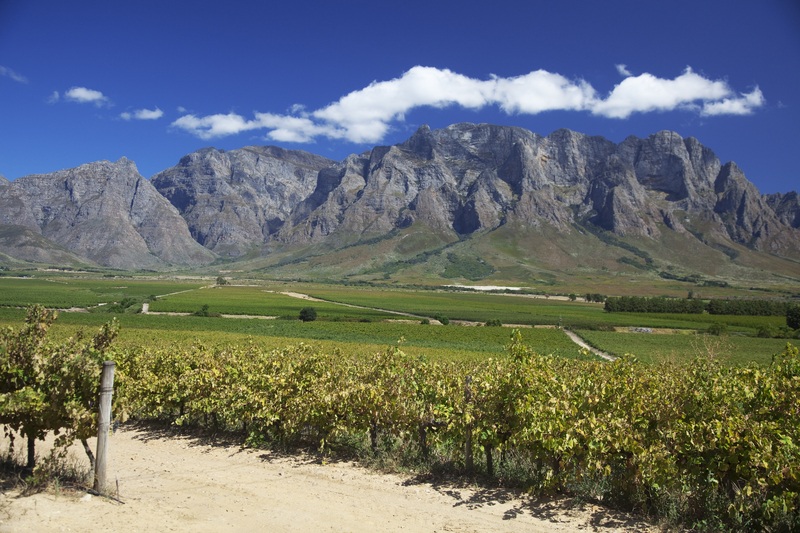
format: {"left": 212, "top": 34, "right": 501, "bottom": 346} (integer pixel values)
{"left": 0, "top": 424, "right": 657, "bottom": 533}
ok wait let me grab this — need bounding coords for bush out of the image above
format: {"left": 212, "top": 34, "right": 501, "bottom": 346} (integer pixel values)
{"left": 788, "top": 304, "right": 800, "bottom": 329}
{"left": 707, "top": 322, "right": 728, "bottom": 336}
{"left": 484, "top": 318, "right": 503, "bottom": 327}
{"left": 420, "top": 318, "right": 430, "bottom": 325}
{"left": 299, "top": 307, "right": 317, "bottom": 322}
{"left": 757, "top": 324, "right": 777, "bottom": 338}
{"left": 434, "top": 314, "right": 449, "bottom": 326}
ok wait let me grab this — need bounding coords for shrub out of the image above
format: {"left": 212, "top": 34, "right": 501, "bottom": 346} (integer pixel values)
{"left": 707, "top": 322, "right": 728, "bottom": 336}
{"left": 420, "top": 318, "right": 430, "bottom": 325}
{"left": 757, "top": 324, "right": 777, "bottom": 338}
{"left": 788, "top": 304, "right": 800, "bottom": 329}
{"left": 299, "top": 307, "right": 317, "bottom": 322}
{"left": 484, "top": 318, "right": 503, "bottom": 327}
{"left": 194, "top": 304, "right": 221, "bottom": 317}
{"left": 434, "top": 314, "right": 449, "bottom": 326}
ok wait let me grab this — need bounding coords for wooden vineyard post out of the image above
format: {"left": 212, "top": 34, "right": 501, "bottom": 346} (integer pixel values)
{"left": 94, "top": 361, "right": 116, "bottom": 492}
{"left": 464, "top": 375, "right": 473, "bottom": 473}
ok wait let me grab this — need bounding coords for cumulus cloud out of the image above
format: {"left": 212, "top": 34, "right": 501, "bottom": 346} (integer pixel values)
{"left": 120, "top": 107, "right": 164, "bottom": 120}
{"left": 700, "top": 87, "right": 765, "bottom": 116}
{"left": 591, "top": 67, "right": 732, "bottom": 118}
{"left": 64, "top": 86, "right": 110, "bottom": 106}
{"left": 0, "top": 65, "right": 28, "bottom": 83}
{"left": 171, "top": 113, "right": 264, "bottom": 139}
{"left": 170, "top": 65, "right": 765, "bottom": 144}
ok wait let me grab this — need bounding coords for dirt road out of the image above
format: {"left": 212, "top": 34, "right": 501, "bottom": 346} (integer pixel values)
{"left": 1, "top": 425, "right": 655, "bottom": 532}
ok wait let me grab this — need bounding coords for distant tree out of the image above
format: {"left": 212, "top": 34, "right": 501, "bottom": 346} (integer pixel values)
{"left": 707, "top": 322, "right": 728, "bottom": 336}
{"left": 435, "top": 314, "right": 449, "bottom": 326}
{"left": 568, "top": 293, "right": 577, "bottom": 302}
{"left": 787, "top": 304, "right": 800, "bottom": 330}
{"left": 299, "top": 307, "right": 317, "bottom": 322}
{"left": 216, "top": 276, "right": 228, "bottom": 286}
{"left": 484, "top": 318, "right": 502, "bottom": 327}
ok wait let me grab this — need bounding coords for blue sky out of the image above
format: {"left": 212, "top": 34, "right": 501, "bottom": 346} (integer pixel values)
{"left": 1, "top": 0, "right": 798, "bottom": 194}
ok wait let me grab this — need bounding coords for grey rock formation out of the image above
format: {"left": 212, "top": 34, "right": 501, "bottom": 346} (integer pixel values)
{"left": 274, "top": 123, "right": 800, "bottom": 259}
{"left": 1, "top": 158, "right": 215, "bottom": 268}
{"left": 765, "top": 191, "right": 800, "bottom": 229}
{"left": 151, "top": 145, "right": 335, "bottom": 256}
{"left": 0, "top": 224, "right": 95, "bottom": 266}
{"left": 2, "top": 123, "right": 797, "bottom": 270}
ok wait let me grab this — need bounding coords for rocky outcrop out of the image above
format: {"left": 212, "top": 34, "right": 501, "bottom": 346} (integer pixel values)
{"left": 765, "top": 191, "right": 800, "bottom": 229}
{"left": 1, "top": 158, "right": 215, "bottom": 268}
{"left": 151, "top": 145, "right": 335, "bottom": 256}
{"left": 2, "top": 123, "right": 797, "bottom": 269}
{"left": 273, "top": 123, "right": 800, "bottom": 258}
{"left": 0, "top": 224, "right": 95, "bottom": 266}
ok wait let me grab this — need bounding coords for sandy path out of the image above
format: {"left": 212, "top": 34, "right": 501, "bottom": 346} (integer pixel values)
{"left": 1, "top": 425, "right": 654, "bottom": 533}
{"left": 564, "top": 331, "right": 616, "bottom": 361}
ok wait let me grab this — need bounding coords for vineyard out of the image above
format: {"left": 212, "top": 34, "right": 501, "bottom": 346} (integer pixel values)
{"left": 110, "top": 332, "right": 799, "bottom": 531}
{"left": 3, "top": 304, "right": 800, "bottom": 530}
{"left": 575, "top": 330, "right": 794, "bottom": 366}
{"left": 3, "top": 274, "right": 800, "bottom": 530}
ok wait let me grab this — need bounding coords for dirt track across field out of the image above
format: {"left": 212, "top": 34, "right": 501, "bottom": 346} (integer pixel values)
{"left": 0, "top": 425, "right": 656, "bottom": 533}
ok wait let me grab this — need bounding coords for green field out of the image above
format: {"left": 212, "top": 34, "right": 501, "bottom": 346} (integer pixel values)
{"left": 0, "top": 307, "right": 587, "bottom": 362}
{"left": 147, "top": 285, "right": 399, "bottom": 320}
{"left": 0, "top": 277, "right": 206, "bottom": 308}
{"left": 304, "top": 287, "right": 787, "bottom": 331}
{"left": 575, "top": 329, "right": 792, "bottom": 366}
{"left": 1, "top": 277, "right": 793, "bottom": 365}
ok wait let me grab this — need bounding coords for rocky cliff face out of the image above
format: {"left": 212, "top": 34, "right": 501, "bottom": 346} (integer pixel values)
{"left": 274, "top": 123, "right": 800, "bottom": 258}
{"left": 0, "top": 158, "right": 215, "bottom": 268}
{"left": 151, "top": 146, "right": 335, "bottom": 256}
{"left": 2, "top": 123, "right": 797, "bottom": 270}
{"left": 765, "top": 191, "right": 800, "bottom": 229}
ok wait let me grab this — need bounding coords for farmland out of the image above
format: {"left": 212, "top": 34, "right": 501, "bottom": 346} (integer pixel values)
{"left": 0, "top": 276, "right": 206, "bottom": 308}
{"left": 575, "top": 329, "right": 793, "bottom": 366}
{"left": 3, "top": 275, "right": 799, "bottom": 531}
{"left": 0, "top": 276, "right": 794, "bottom": 365}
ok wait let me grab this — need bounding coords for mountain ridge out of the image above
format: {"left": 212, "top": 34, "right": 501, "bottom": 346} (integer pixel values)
{"left": 1, "top": 123, "right": 798, "bottom": 283}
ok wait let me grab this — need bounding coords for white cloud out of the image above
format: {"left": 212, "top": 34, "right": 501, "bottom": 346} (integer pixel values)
{"left": 121, "top": 107, "right": 164, "bottom": 120}
{"left": 64, "top": 86, "right": 110, "bottom": 106}
{"left": 0, "top": 65, "right": 28, "bottom": 83}
{"left": 170, "top": 66, "right": 765, "bottom": 144}
{"left": 490, "top": 70, "right": 595, "bottom": 114}
{"left": 591, "top": 67, "right": 732, "bottom": 118}
{"left": 255, "top": 113, "right": 343, "bottom": 143}
{"left": 171, "top": 113, "right": 264, "bottom": 139}
{"left": 177, "top": 106, "right": 187, "bottom": 113}
{"left": 46, "top": 91, "right": 60, "bottom": 104}
{"left": 701, "top": 87, "right": 764, "bottom": 116}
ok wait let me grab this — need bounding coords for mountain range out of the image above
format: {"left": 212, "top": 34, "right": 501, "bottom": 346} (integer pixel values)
{"left": 1, "top": 123, "right": 798, "bottom": 285}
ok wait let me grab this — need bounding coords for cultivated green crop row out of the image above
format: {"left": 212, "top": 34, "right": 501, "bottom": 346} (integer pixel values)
{"left": 115, "top": 331, "right": 800, "bottom": 531}
{"left": 0, "top": 277, "right": 205, "bottom": 308}
{"left": 575, "top": 329, "right": 793, "bottom": 366}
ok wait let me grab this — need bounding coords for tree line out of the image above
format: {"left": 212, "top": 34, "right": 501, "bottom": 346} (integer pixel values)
{"left": 604, "top": 295, "right": 796, "bottom": 316}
